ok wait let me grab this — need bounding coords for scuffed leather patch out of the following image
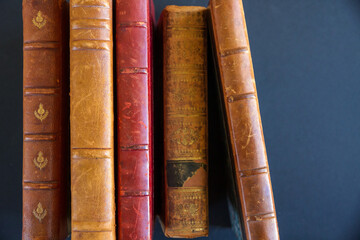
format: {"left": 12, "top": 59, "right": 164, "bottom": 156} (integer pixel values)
{"left": 166, "top": 162, "right": 207, "bottom": 187}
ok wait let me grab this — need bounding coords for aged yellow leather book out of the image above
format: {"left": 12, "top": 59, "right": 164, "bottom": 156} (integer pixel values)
{"left": 70, "top": 0, "right": 115, "bottom": 239}
{"left": 158, "top": 5, "right": 209, "bottom": 238}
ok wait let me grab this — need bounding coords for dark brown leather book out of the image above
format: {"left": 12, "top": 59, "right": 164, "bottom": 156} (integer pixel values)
{"left": 22, "top": 0, "right": 69, "bottom": 239}
{"left": 158, "top": 6, "right": 209, "bottom": 238}
{"left": 209, "top": 0, "right": 280, "bottom": 239}
{"left": 70, "top": 0, "right": 115, "bottom": 239}
{"left": 116, "top": 0, "right": 154, "bottom": 239}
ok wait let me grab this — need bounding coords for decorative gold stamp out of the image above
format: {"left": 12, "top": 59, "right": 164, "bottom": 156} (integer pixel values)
{"left": 33, "top": 151, "right": 48, "bottom": 170}
{"left": 174, "top": 202, "right": 200, "bottom": 217}
{"left": 32, "top": 11, "right": 47, "bottom": 29}
{"left": 171, "top": 127, "right": 199, "bottom": 146}
{"left": 34, "top": 103, "right": 49, "bottom": 122}
{"left": 168, "top": 189, "right": 208, "bottom": 230}
{"left": 33, "top": 202, "right": 47, "bottom": 222}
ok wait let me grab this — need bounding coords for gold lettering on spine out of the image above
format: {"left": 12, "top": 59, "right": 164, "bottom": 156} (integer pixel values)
{"left": 32, "top": 11, "right": 47, "bottom": 29}
{"left": 33, "top": 202, "right": 47, "bottom": 222}
{"left": 34, "top": 103, "right": 49, "bottom": 122}
{"left": 33, "top": 151, "right": 48, "bottom": 170}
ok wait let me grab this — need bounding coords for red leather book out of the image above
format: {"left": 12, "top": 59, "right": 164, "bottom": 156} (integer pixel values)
{"left": 116, "top": 1, "right": 154, "bottom": 239}
{"left": 22, "top": 0, "right": 68, "bottom": 239}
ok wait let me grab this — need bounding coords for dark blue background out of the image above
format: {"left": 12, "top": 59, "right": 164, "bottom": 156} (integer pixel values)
{"left": 1, "top": 0, "right": 360, "bottom": 239}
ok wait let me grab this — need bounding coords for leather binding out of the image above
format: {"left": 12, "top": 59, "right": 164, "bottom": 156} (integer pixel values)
{"left": 209, "top": 0, "right": 280, "bottom": 239}
{"left": 70, "top": 0, "right": 115, "bottom": 239}
{"left": 115, "top": 0, "right": 154, "bottom": 239}
{"left": 23, "top": 0, "right": 69, "bottom": 239}
{"left": 159, "top": 6, "right": 209, "bottom": 238}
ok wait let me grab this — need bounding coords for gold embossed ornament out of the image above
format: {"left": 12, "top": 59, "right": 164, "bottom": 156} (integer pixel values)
{"left": 32, "top": 11, "right": 47, "bottom": 29}
{"left": 34, "top": 103, "right": 49, "bottom": 122}
{"left": 33, "top": 202, "right": 47, "bottom": 222}
{"left": 33, "top": 151, "right": 48, "bottom": 170}
{"left": 171, "top": 127, "right": 199, "bottom": 146}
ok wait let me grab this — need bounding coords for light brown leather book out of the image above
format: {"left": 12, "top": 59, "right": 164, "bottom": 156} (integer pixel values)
{"left": 22, "top": 0, "right": 69, "bottom": 239}
{"left": 158, "top": 6, "right": 209, "bottom": 238}
{"left": 70, "top": 0, "right": 115, "bottom": 239}
{"left": 209, "top": 0, "right": 280, "bottom": 239}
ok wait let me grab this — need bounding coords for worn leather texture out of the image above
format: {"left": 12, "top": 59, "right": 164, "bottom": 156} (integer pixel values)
{"left": 209, "top": 0, "right": 280, "bottom": 239}
{"left": 22, "top": 0, "right": 69, "bottom": 239}
{"left": 116, "top": 0, "right": 154, "bottom": 239}
{"left": 70, "top": 0, "right": 115, "bottom": 239}
{"left": 159, "top": 6, "right": 209, "bottom": 238}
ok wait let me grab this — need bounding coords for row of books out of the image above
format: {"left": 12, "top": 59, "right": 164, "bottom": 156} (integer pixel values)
{"left": 22, "top": 0, "right": 279, "bottom": 239}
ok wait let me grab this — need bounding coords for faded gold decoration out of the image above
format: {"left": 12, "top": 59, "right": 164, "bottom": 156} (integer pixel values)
{"left": 171, "top": 127, "right": 199, "bottom": 146}
{"left": 34, "top": 103, "right": 49, "bottom": 122}
{"left": 33, "top": 151, "right": 48, "bottom": 170}
{"left": 32, "top": 11, "right": 47, "bottom": 29}
{"left": 168, "top": 189, "right": 208, "bottom": 230}
{"left": 175, "top": 202, "right": 200, "bottom": 218}
{"left": 170, "top": 84, "right": 200, "bottom": 103}
{"left": 32, "top": 202, "right": 47, "bottom": 222}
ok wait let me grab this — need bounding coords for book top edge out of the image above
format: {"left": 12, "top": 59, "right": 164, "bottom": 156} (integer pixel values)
{"left": 164, "top": 5, "right": 207, "bottom": 13}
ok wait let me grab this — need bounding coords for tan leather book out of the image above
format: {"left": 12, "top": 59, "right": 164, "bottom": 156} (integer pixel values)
{"left": 22, "top": 0, "right": 69, "bottom": 239}
{"left": 209, "top": 0, "right": 280, "bottom": 239}
{"left": 158, "top": 6, "right": 209, "bottom": 238}
{"left": 70, "top": 0, "right": 115, "bottom": 239}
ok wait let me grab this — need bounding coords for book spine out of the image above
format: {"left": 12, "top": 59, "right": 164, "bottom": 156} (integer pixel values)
{"left": 22, "top": 0, "right": 68, "bottom": 239}
{"left": 161, "top": 6, "right": 208, "bottom": 238}
{"left": 209, "top": 0, "right": 280, "bottom": 239}
{"left": 116, "top": 0, "right": 154, "bottom": 239}
{"left": 70, "top": 0, "right": 115, "bottom": 239}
